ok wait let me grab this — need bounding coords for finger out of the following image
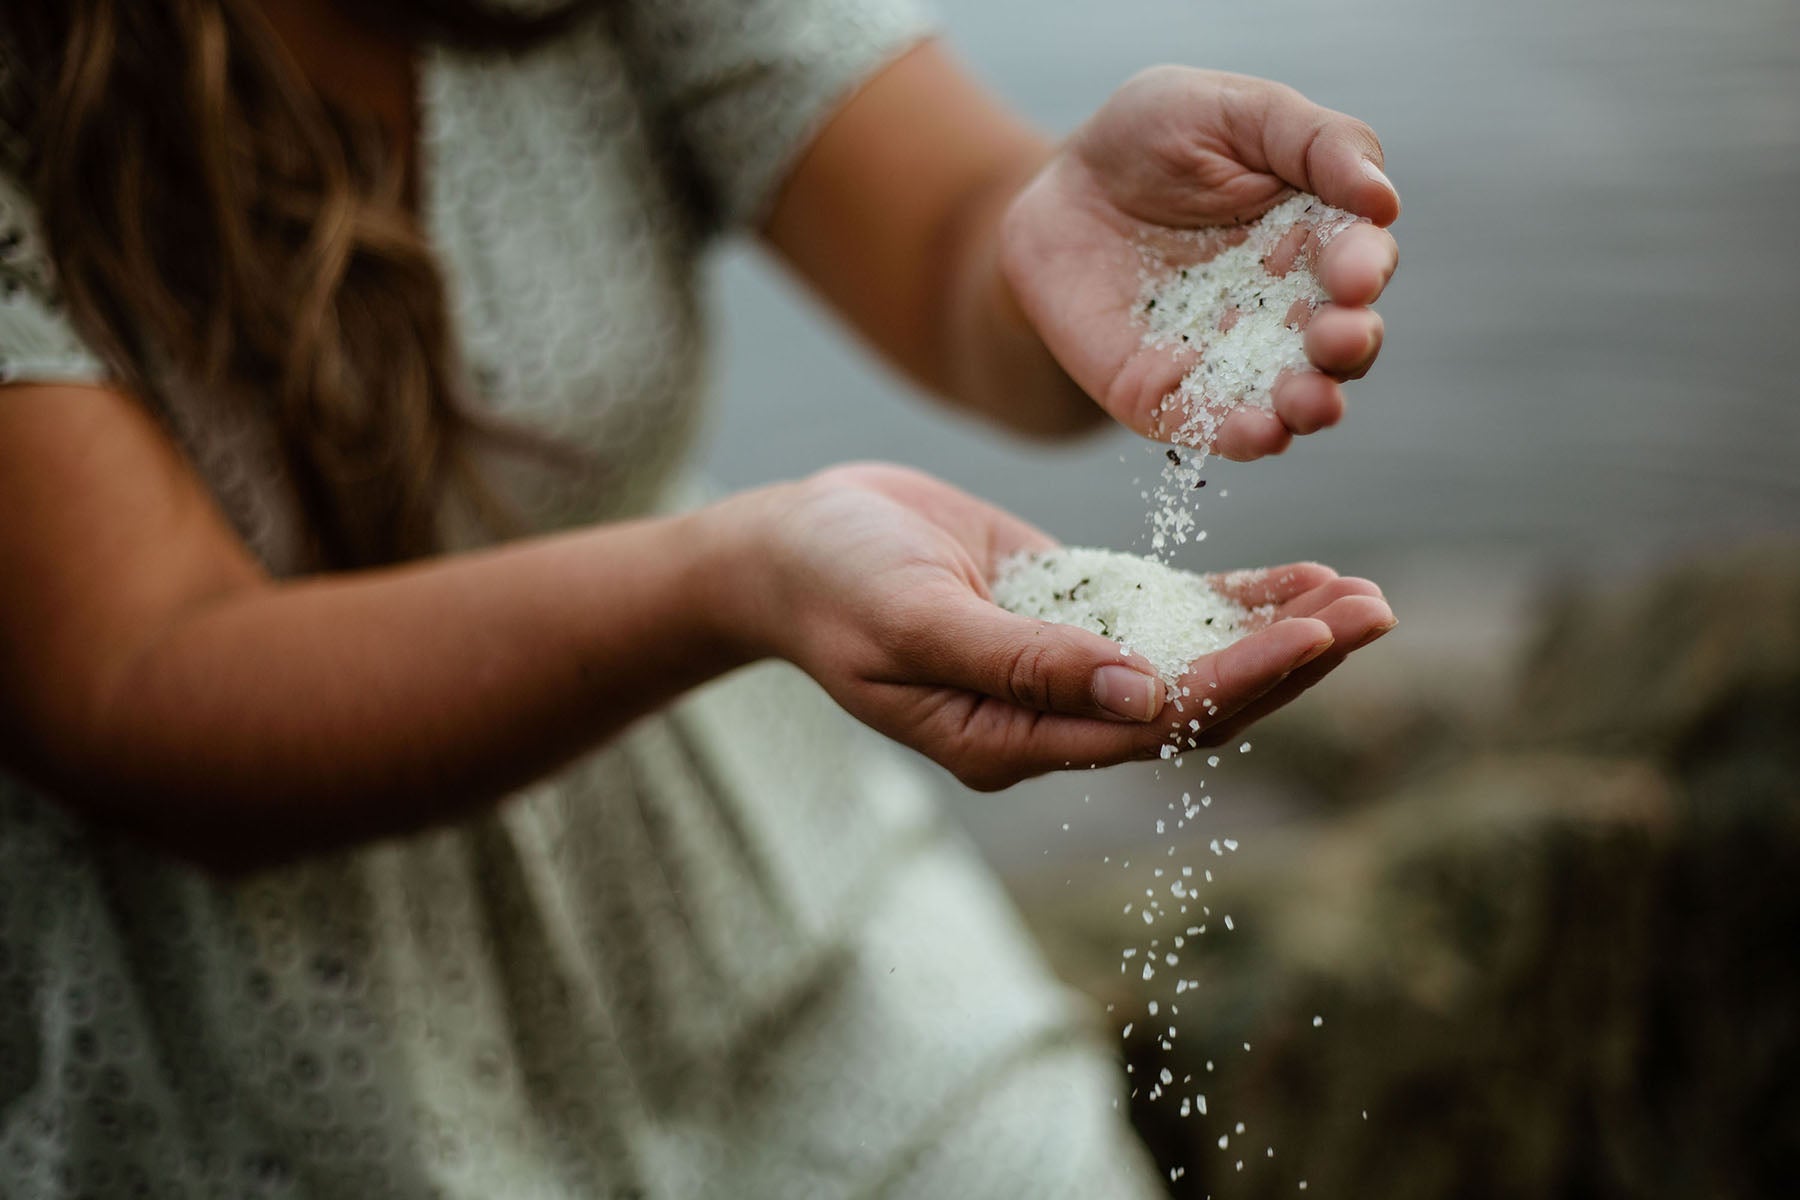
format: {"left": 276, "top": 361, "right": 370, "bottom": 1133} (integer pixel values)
{"left": 1109, "top": 341, "right": 1204, "bottom": 441}
{"left": 1269, "top": 574, "right": 1387, "bottom": 621}
{"left": 1208, "top": 561, "right": 1341, "bottom": 608}
{"left": 1301, "top": 307, "right": 1383, "bottom": 381}
{"left": 1212, "top": 404, "right": 1293, "bottom": 461}
{"left": 1271, "top": 369, "right": 1346, "bottom": 434}
{"left": 1313, "top": 223, "right": 1398, "bottom": 307}
{"left": 1196, "top": 595, "right": 1396, "bottom": 743}
{"left": 1166, "top": 616, "right": 1336, "bottom": 730}
{"left": 916, "top": 615, "right": 1337, "bottom": 788}
{"left": 901, "top": 594, "right": 1168, "bottom": 723}
{"left": 894, "top": 692, "right": 1166, "bottom": 790}
{"left": 1228, "top": 82, "right": 1400, "bottom": 225}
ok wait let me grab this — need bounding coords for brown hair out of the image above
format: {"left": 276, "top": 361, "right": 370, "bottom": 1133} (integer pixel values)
{"left": 2, "top": 0, "right": 596, "bottom": 567}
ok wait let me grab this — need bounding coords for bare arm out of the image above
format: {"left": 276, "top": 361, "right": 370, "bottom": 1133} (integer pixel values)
{"left": 761, "top": 41, "right": 1092, "bottom": 437}
{"left": 0, "top": 383, "right": 759, "bottom": 868}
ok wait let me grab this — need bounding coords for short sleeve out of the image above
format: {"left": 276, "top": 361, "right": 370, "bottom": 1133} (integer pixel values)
{"left": 615, "top": 0, "right": 935, "bottom": 233}
{"left": 0, "top": 168, "right": 108, "bottom": 385}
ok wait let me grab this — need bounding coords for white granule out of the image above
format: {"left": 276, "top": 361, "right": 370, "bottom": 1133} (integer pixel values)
{"left": 990, "top": 546, "right": 1258, "bottom": 687}
{"left": 1136, "top": 193, "right": 1358, "bottom": 555}
{"left": 1139, "top": 192, "right": 1358, "bottom": 444}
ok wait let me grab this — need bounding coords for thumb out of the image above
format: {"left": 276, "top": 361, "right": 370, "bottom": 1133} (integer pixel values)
{"left": 911, "top": 594, "right": 1167, "bottom": 722}
{"left": 1232, "top": 82, "right": 1400, "bottom": 226}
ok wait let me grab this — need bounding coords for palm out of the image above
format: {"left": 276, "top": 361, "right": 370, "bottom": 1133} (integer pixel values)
{"left": 1000, "top": 68, "right": 1401, "bottom": 460}
{"left": 772, "top": 465, "right": 1395, "bottom": 791}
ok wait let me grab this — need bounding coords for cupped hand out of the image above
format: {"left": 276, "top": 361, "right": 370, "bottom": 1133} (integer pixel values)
{"left": 1001, "top": 68, "right": 1400, "bottom": 460}
{"left": 740, "top": 463, "right": 1395, "bottom": 791}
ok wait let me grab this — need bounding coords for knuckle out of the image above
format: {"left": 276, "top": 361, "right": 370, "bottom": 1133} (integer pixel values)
{"left": 1338, "top": 116, "right": 1383, "bottom": 162}
{"left": 1000, "top": 640, "right": 1058, "bottom": 711}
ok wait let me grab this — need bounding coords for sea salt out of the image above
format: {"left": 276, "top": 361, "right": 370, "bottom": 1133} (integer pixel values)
{"left": 1139, "top": 192, "right": 1358, "bottom": 443}
{"left": 1135, "top": 193, "right": 1358, "bottom": 554}
{"left": 990, "top": 546, "right": 1257, "bottom": 686}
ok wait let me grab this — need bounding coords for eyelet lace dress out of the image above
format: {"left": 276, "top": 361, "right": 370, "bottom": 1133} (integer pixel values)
{"left": 0, "top": 2, "right": 1158, "bottom": 1195}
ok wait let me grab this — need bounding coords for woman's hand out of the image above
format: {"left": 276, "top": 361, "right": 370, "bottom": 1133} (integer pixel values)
{"left": 734, "top": 463, "right": 1395, "bottom": 791}
{"left": 1001, "top": 67, "right": 1401, "bottom": 460}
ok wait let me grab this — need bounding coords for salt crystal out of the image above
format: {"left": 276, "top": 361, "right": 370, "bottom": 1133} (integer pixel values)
{"left": 990, "top": 547, "right": 1254, "bottom": 686}
{"left": 1137, "top": 189, "right": 1353, "bottom": 438}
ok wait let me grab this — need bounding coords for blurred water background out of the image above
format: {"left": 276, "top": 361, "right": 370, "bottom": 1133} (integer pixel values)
{"left": 698, "top": 0, "right": 1800, "bottom": 1192}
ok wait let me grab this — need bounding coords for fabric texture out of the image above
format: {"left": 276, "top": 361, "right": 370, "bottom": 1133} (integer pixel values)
{"left": 0, "top": 3, "right": 1160, "bottom": 1196}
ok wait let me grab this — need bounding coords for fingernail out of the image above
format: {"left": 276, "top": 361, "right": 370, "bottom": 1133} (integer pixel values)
{"left": 1360, "top": 159, "right": 1395, "bottom": 196}
{"left": 1291, "top": 635, "right": 1335, "bottom": 671}
{"left": 1350, "top": 619, "right": 1399, "bottom": 651}
{"left": 1093, "top": 664, "right": 1161, "bottom": 722}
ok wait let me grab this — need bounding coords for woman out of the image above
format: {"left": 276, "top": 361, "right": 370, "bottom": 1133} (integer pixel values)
{"left": 0, "top": 0, "right": 1399, "bottom": 1194}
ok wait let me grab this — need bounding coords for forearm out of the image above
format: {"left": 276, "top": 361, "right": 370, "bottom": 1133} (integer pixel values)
{"left": 764, "top": 41, "right": 1105, "bottom": 438}
{"left": 35, "top": 497, "right": 767, "bottom": 871}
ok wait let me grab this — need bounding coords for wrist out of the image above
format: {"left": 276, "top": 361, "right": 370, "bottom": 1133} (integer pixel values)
{"left": 964, "top": 157, "right": 1111, "bottom": 438}
{"left": 681, "top": 483, "right": 806, "bottom": 670}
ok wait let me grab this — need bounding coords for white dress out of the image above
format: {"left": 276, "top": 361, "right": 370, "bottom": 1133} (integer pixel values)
{"left": 0, "top": 2, "right": 1159, "bottom": 1195}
